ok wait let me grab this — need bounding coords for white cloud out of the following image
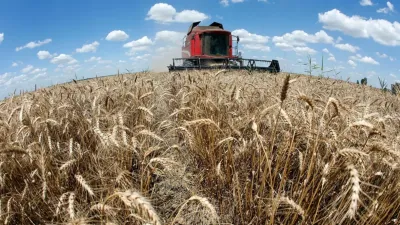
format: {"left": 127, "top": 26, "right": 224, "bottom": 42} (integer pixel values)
{"left": 322, "top": 48, "right": 336, "bottom": 61}
{"left": 76, "top": 41, "right": 100, "bottom": 53}
{"left": 350, "top": 54, "right": 379, "bottom": 65}
{"left": 336, "top": 36, "right": 343, "bottom": 43}
{"left": 242, "top": 44, "right": 270, "bottom": 52}
{"left": 146, "top": 3, "right": 208, "bottom": 23}
{"left": 277, "top": 43, "right": 317, "bottom": 55}
{"left": 118, "top": 60, "right": 126, "bottom": 63}
{"left": 318, "top": 9, "right": 400, "bottom": 46}
{"left": 360, "top": 0, "right": 373, "bottom": 6}
{"left": 85, "top": 56, "right": 102, "bottom": 62}
{"left": 106, "top": 30, "right": 129, "bottom": 41}
{"left": 37, "top": 50, "right": 53, "bottom": 60}
{"left": 123, "top": 36, "right": 153, "bottom": 55}
{"left": 390, "top": 56, "right": 396, "bottom": 61}
{"left": 232, "top": 29, "right": 269, "bottom": 44}
{"left": 0, "top": 72, "right": 12, "bottom": 85}
{"left": 232, "top": 29, "right": 270, "bottom": 51}
{"left": 272, "top": 30, "right": 334, "bottom": 47}
{"left": 12, "top": 62, "right": 18, "bottom": 67}
{"left": 220, "top": 0, "right": 246, "bottom": 6}
{"left": 155, "top": 31, "right": 186, "bottom": 45}
{"left": 29, "top": 68, "right": 47, "bottom": 75}
{"left": 124, "top": 36, "right": 153, "bottom": 48}
{"left": 328, "top": 56, "right": 336, "bottom": 61}
{"left": 376, "top": 52, "right": 388, "bottom": 58}
{"left": 292, "top": 46, "right": 317, "bottom": 55}
{"left": 390, "top": 73, "right": 396, "bottom": 78}
{"left": 174, "top": 10, "right": 209, "bottom": 23}
{"left": 32, "top": 72, "right": 47, "bottom": 80}
{"left": 131, "top": 54, "right": 151, "bottom": 61}
{"left": 0, "top": 33, "right": 3, "bottom": 44}
{"left": 21, "top": 65, "right": 34, "bottom": 73}
{"left": 348, "top": 60, "right": 357, "bottom": 67}
{"left": 334, "top": 43, "right": 360, "bottom": 53}
{"left": 16, "top": 38, "right": 52, "bottom": 51}
{"left": 220, "top": 0, "right": 229, "bottom": 6}
{"left": 4, "top": 74, "right": 28, "bottom": 86}
{"left": 55, "top": 64, "right": 81, "bottom": 74}
{"left": 50, "top": 54, "right": 78, "bottom": 65}
{"left": 273, "top": 30, "right": 331, "bottom": 55}
{"left": 377, "top": 2, "right": 394, "bottom": 14}
{"left": 63, "top": 64, "right": 81, "bottom": 74}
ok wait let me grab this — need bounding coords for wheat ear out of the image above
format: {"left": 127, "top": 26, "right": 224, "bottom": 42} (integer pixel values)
{"left": 116, "top": 189, "right": 162, "bottom": 225}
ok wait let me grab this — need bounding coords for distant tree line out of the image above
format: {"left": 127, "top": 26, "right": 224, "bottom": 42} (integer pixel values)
{"left": 356, "top": 77, "right": 400, "bottom": 95}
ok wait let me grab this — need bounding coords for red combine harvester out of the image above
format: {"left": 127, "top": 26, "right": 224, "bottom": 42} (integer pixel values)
{"left": 168, "top": 21, "right": 280, "bottom": 73}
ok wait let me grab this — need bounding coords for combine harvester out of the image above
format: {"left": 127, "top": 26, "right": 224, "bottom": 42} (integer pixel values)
{"left": 168, "top": 21, "right": 280, "bottom": 73}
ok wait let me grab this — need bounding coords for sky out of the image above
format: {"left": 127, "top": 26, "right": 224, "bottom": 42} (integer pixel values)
{"left": 1, "top": 0, "right": 400, "bottom": 98}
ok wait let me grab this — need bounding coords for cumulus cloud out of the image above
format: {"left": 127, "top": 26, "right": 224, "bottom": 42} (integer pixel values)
{"left": 12, "top": 62, "right": 18, "bottom": 67}
{"left": 334, "top": 43, "right": 360, "bottom": 53}
{"left": 124, "top": 36, "right": 153, "bottom": 48}
{"left": 348, "top": 60, "right": 357, "bottom": 67}
{"left": 29, "top": 68, "right": 47, "bottom": 75}
{"left": 377, "top": 2, "right": 394, "bottom": 14}
{"left": 360, "top": 0, "right": 373, "bottom": 6}
{"left": 220, "top": 0, "right": 229, "bottom": 6}
{"left": 220, "top": 0, "right": 246, "bottom": 6}
{"left": 272, "top": 30, "right": 334, "bottom": 46}
{"left": 0, "top": 33, "right": 3, "bottom": 44}
{"left": 21, "top": 65, "right": 34, "bottom": 73}
{"left": 85, "top": 57, "right": 102, "bottom": 62}
{"left": 16, "top": 38, "right": 52, "bottom": 51}
{"left": 350, "top": 54, "right": 380, "bottom": 65}
{"left": 272, "top": 30, "right": 332, "bottom": 55}
{"left": 76, "top": 41, "right": 100, "bottom": 53}
{"left": 318, "top": 9, "right": 400, "bottom": 46}
{"left": 276, "top": 43, "right": 317, "bottom": 55}
{"left": 376, "top": 52, "right": 388, "bottom": 58}
{"left": 106, "top": 30, "right": 129, "bottom": 41}
{"left": 37, "top": 50, "right": 53, "bottom": 60}
{"left": 322, "top": 48, "right": 336, "bottom": 61}
{"left": 292, "top": 46, "right": 317, "bottom": 55}
{"left": 123, "top": 36, "right": 153, "bottom": 55}
{"left": 146, "top": 3, "right": 208, "bottom": 23}
{"left": 328, "top": 56, "right": 336, "bottom": 61}
{"left": 232, "top": 29, "right": 270, "bottom": 52}
{"left": 50, "top": 54, "right": 78, "bottom": 65}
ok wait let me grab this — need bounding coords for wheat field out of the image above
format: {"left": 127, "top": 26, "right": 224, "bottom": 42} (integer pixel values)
{"left": 0, "top": 70, "right": 399, "bottom": 225}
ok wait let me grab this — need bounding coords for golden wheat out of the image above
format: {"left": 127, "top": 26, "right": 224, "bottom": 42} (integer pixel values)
{"left": 0, "top": 70, "right": 399, "bottom": 224}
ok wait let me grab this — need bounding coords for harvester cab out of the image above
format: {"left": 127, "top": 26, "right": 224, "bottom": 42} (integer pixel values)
{"left": 168, "top": 21, "right": 280, "bottom": 73}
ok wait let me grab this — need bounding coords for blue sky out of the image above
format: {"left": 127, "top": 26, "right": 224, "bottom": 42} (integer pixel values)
{"left": 1, "top": 0, "right": 400, "bottom": 98}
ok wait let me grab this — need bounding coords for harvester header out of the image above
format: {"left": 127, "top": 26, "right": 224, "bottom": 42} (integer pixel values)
{"left": 168, "top": 21, "right": 280, "bottom": 73}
